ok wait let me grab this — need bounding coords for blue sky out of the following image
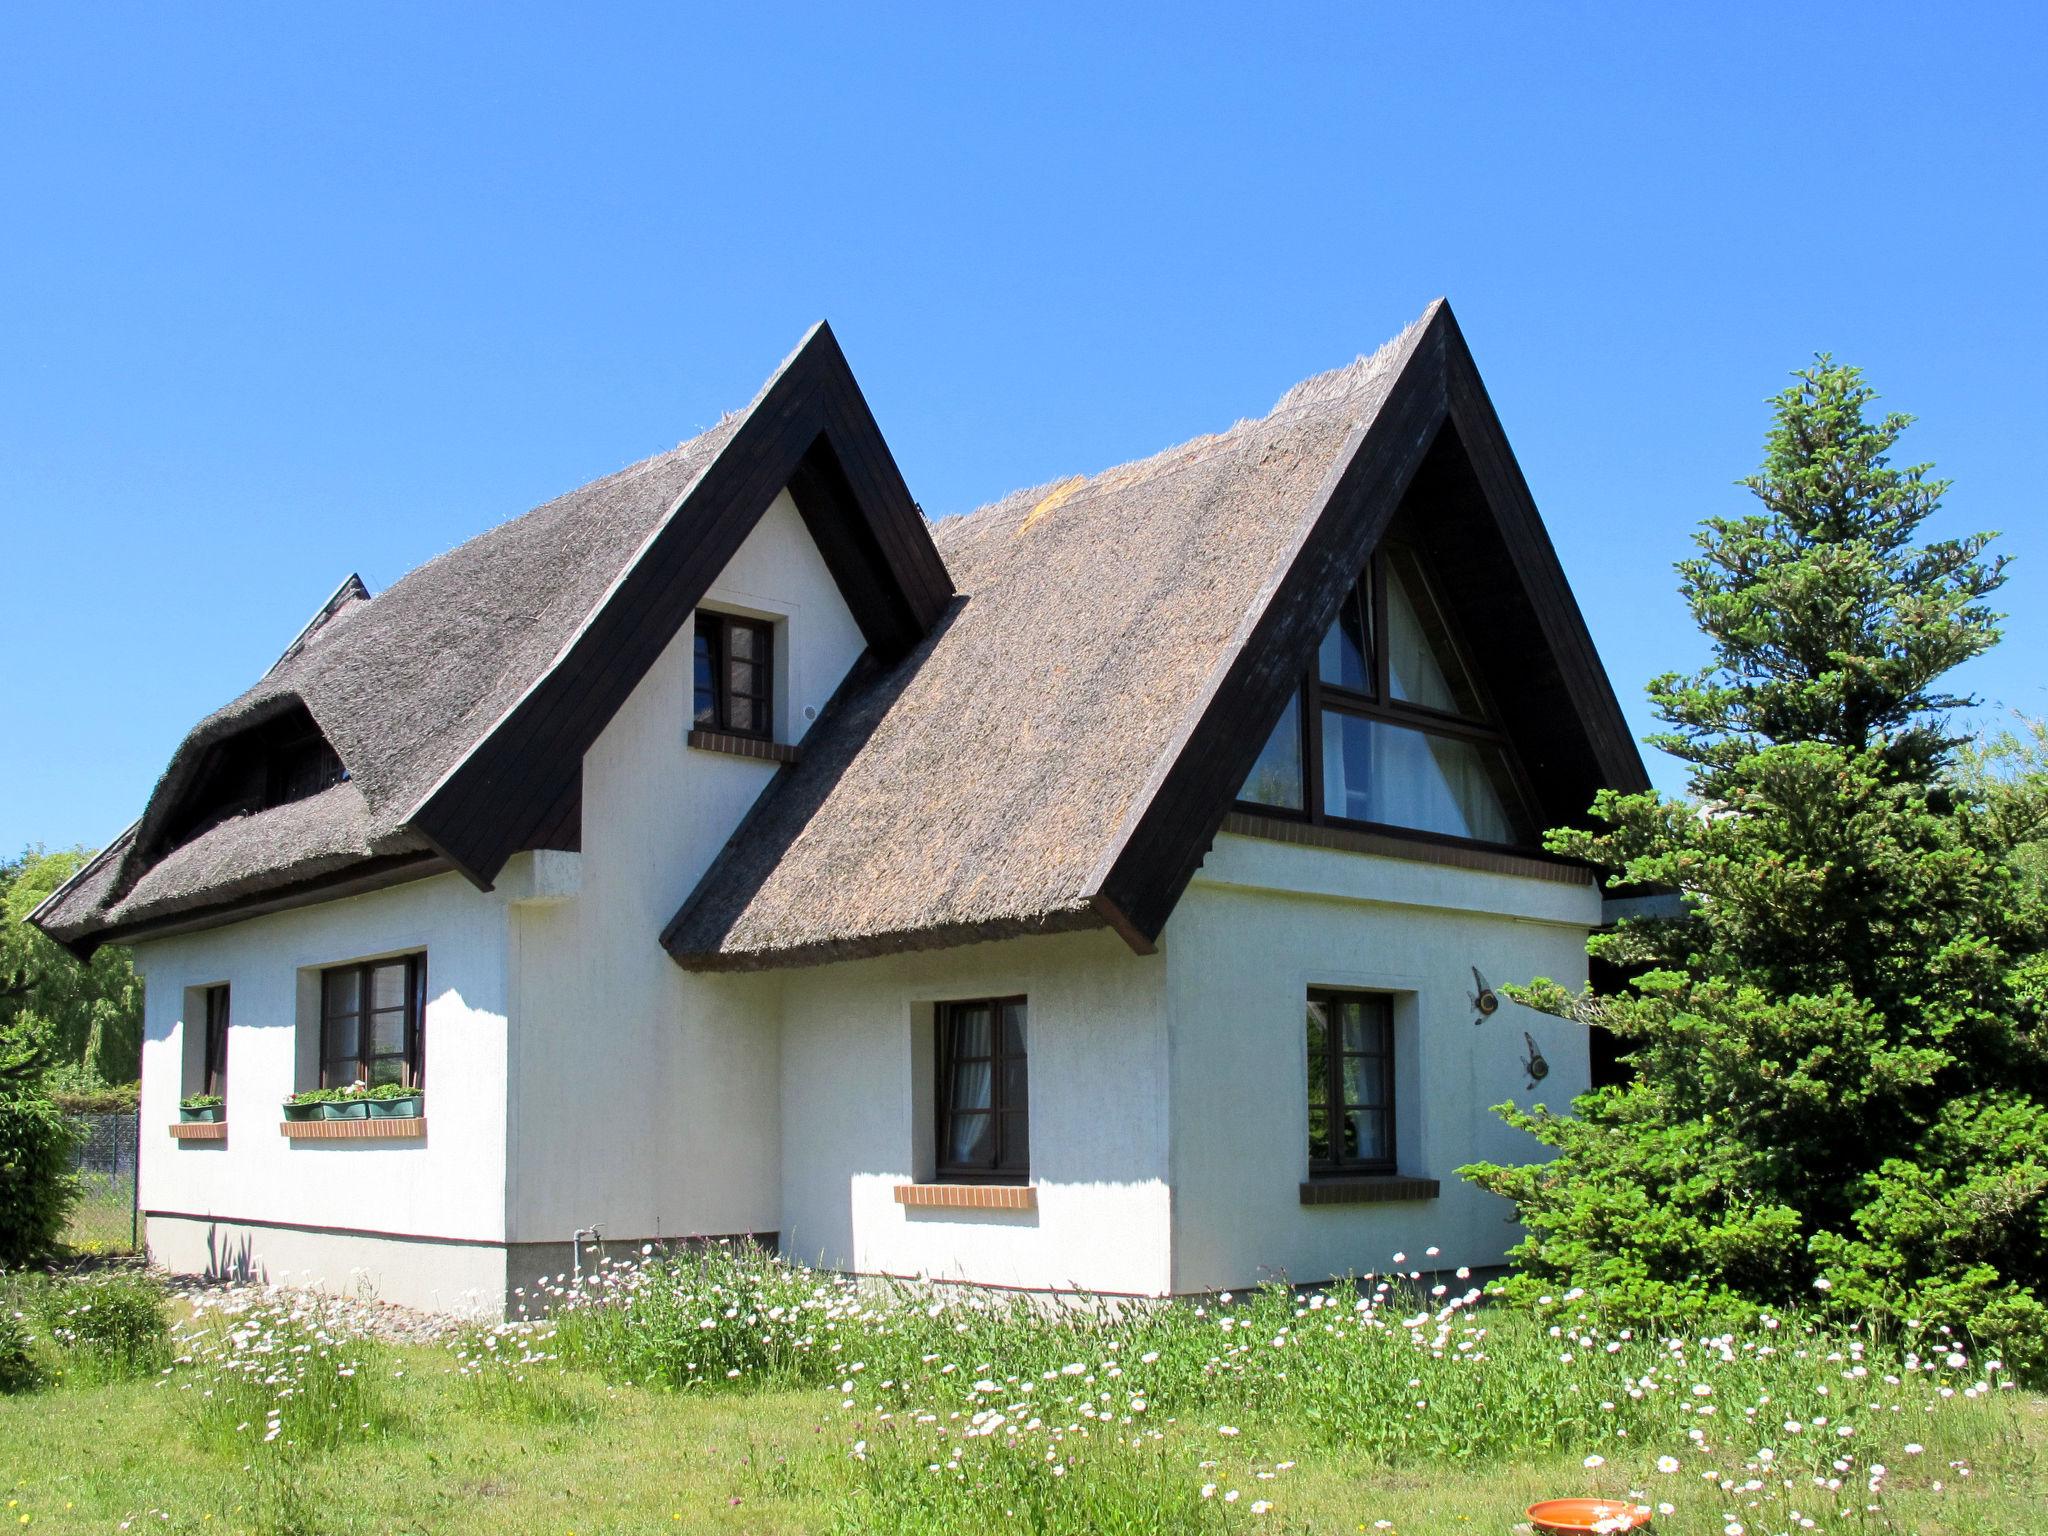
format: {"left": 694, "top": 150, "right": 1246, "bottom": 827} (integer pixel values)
{"left": 3, "top": 4, "right": 2043, "bottom": 854}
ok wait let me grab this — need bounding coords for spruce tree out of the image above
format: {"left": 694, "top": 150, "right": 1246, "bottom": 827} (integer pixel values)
{"left": 1464, "top": 360, "right": 2048, "bottom": 1372}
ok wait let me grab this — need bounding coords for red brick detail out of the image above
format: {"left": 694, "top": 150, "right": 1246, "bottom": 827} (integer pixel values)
{"left": 279, "top": 1117, "right": 426, "bottom": 1141}
{"left": 168, "top": 1121, "right": 228, "bottom": 1141}
{"left": 687, "top": 729, "right": 800, "bottom": 765}
{"left": 893, "top": 1182, "right": 1038, "bottom": 1211}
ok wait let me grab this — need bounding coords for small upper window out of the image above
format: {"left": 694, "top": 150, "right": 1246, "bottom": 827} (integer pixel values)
{"left": 693, "top": 611, "right": 774, "bottom": 739}
{"left": 936, "top": 997, "right": 1029, "bottom": 1182}
{"left": 268, "top": 731, "right": 347, "bottom": 808}
{"left": 320, "top": 954, "right": 425, "bottom": 1089}
{"left": 202, "top": 984, "right": 230, "bottom": 1098}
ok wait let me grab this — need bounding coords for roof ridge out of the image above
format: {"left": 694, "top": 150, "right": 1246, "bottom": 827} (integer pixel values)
{"left": 933, "top": 304, "right": 1439, "bottom": 546}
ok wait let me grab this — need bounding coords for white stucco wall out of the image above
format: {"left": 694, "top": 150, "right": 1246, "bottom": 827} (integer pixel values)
{"left": 777, "top": 929, "right": 1173, "bottom": 1296}
{"left": 1162, "top": 832, "right": 1601, "bottom": 1293}
{"left": 132, "top": 869, "right": 514, "bottom": 1310}
{"left": 504, "top": 488, "right": 868, "bottom": 1260}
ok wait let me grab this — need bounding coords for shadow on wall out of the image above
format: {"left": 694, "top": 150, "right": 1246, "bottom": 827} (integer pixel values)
{"left": 901, "top": 1203, "right": 1039, "bottom": 1230}
{"left": 203, "top": 1225, "right": 262, "bottom": 1284}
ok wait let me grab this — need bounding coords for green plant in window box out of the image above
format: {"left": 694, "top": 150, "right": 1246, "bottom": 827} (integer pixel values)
{"left": 362, "top": 1082, "right": 424, "bottom": 1119}
{"left": 177, "top": 1093, "right": 224, "bottom": 1124}
{"left": 318, "top": 1082, "right": 371, "bottom": 1120}
{"left": 282, "top": 1088, "right": 333, "bottom": 1121}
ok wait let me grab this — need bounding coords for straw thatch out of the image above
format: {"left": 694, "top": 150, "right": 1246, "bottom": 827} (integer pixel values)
{"left": 38, "top": 303, "right": 1503, "bottom": 968}
{"left": 661, "top": 310, "right": 1437, "bottom": 968}
{"left": 32, "top": 407, "right": 747, "bottom": 951}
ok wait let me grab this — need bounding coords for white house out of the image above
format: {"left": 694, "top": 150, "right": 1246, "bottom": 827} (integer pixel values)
{"left": 32, "top": 302, "right": 1648, "bottom": 1313}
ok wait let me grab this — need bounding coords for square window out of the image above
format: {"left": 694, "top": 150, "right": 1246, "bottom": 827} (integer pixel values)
{"left": 319, "top": 954, "right": 425, "bottom": 1089}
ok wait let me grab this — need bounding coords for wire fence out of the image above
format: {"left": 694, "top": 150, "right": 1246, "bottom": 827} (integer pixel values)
{"left": 64, "top": 1111, "right": 140, "bottom": 1254}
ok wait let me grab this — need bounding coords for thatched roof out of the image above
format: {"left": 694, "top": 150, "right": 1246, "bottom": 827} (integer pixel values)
{"left": 34, "top": 301, "right": 1646, "bottom": 965}
{"left": 31, "top": 322, "right": 952, "bottom": 955}
{"left": 660, "top": 312, "right": 1435, "bottom": 968}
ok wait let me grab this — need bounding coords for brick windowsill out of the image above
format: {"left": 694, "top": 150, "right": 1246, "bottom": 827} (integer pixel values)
{"left": 168, "top": 1121, "right": 228, "bottom": 1141}
{"left": 1299, "top": 1175, "right": 1441, "bottom": 1206}
{"left": 687, "top": 728, "right": 800, "bottom": 764}
{"left": 894, "top": 1183, "right": 1037, "bottom": 1212}
{"left": 280, "top": 1117, "right": 426, "bottom": 1142}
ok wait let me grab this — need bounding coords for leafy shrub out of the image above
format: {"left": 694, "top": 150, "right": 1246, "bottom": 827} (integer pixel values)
{"left": 0, "top": 1088, "right": 80, "bottom": 1264}
{"left": 43, "top": 1064, "right": 140, "bottom": 1116}
{"left": 0, "top": 1303, "right": 43, "bottom": 1393}
{"left": 40, "top": 1269, "right": 168, "bottom": 1380}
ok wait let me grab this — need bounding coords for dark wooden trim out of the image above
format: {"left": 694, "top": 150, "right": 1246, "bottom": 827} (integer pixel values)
{"left": 1219, "top": 811, "right": 1593, "bottom": 886}
{"left": 408, "top": 321, "right": 955, "bottom": 886}
{"left": 62, "top": 851, "right": 452, "bottom": 959}
{"left": 1088, "top": 312, "right": 1453, "bottom": 944}
{"left": 1299, "top": 1175, "right": 1440, "bottom": 1206}
{"left": 688, "top": 728, "right": 800, "bottom": 764}
{"left": 280, "top": 1116, "right": 426, "bottom": 1141}
{"left": 1087, "top": 893, "right": 1157, "bottom": 957}
{"left": 1438, "top": 314, "right": 1648, "bottom": 797}
{"left": 1087, "top": 300, "right": 1648, "bottom": 949}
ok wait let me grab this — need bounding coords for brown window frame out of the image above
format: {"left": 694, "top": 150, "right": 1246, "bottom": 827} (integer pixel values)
{"left": 201, "top": 984, "right": 230, "bottom": 1098}
{"left": 1236, "top": 547, "right": 1540, "bottom": 852}
{"left": 934, "top": 996, "right": 1030, "bottom": 1184}
{"left": 693, "top": 610, "right": 775, "bottom": 740}
{"left": 319, "top": 954, "right": 426, "bottom": 1090}
{"left": 1306, "top": 988, "right": 1397, "bottom": 1176}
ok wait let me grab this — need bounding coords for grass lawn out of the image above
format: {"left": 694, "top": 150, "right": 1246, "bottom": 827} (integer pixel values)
{"left": 1, "top": 1254, "right": 2042, "bottom": 1535}
{"left": 1, "top": 1351, "right": 2040, "bottom": 1535}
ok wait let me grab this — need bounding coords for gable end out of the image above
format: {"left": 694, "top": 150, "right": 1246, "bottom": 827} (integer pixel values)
{"left": 407, "top": 322, "right": 954, "bottom": 888}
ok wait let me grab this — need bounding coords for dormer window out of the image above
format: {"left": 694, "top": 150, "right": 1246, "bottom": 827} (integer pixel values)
{"left": 1239, "top": 545, "right": 1533, "bottom": 847}
{"left": 160, "top": 703, "right": 351, "bottom": 852}
{"left": 693, "top": 610, "right": 774, "bottom": 739}
{"left": 269, "top": 729, "right": 347, "bottom": 807}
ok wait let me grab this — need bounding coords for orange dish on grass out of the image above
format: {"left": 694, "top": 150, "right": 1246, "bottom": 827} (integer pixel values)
{"left": 1524, "top": 1498, "right": 1654, "bottom": 1533}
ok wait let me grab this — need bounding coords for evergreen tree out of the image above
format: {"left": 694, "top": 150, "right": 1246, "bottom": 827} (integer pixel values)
{"left": 1464, "top": 361, "right": 2048, "bottom": 1372}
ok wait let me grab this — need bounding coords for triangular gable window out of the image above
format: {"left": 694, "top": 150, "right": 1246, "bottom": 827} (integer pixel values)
{"left": 1239, "top": 545, "right": 1532, "bottom": 848}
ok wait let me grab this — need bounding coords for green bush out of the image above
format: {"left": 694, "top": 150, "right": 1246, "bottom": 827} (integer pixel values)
{"left": 0, "top": 1303, "right": 44, "bottom": 1393}
{"left": 40, "top": 1270, "right": 169, "bottom": 1380}
{"left": 0, "top": 1088, "right": 80, "bottom": 1265}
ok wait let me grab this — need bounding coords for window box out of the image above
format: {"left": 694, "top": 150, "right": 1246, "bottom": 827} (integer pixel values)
{"left": 316, "top": 1099, "right": 369, "bottom": 1121}
{"left": 366, "top": 1092, "right": 423, "bottom": 1119}
{"left": 178, "top": 1104, "right": 224, "bottom": 1124}
{"left": 282, "top": 1099, "right": 320, "bottom": 1122}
